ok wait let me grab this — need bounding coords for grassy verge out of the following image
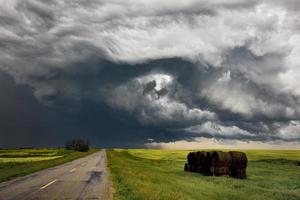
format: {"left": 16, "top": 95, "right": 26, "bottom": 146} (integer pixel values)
{"left": 107, "top": 149, "right": 300, "bottom": 200}
{"left": 0, "top": 148, "right": 99, "bottom": 182}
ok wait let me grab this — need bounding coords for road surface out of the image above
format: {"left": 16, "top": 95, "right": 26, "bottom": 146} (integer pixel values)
{"left": 0, "top": 150, "right": 110, "bottom": 200}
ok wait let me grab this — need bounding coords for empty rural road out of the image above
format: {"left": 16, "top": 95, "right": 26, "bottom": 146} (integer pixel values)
{"left": 0, "top": 150, "right": 110, "bottom": 200}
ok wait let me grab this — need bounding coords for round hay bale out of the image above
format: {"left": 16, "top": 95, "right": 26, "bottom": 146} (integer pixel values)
{"left": 195, "top": 151, "right": 203, "bottom": 172}
{"left": 231, "top": 167, "right": 247, "bottom": 179}
{"left": 187, "top": 152, "right": 198, "bottom": 172}
{"left": 189, "top": 164, "right": 197, "bottom": 172}
{"left": 191, "top": 152, "right": 197, "bottom": 165}
{"left": 200, "top": 152, "right": 207, "bottom": 164}
{"left": 184, "top": 163, "right": 189, "bottom": 171}
{"left": 187, "top": 152, "right": 193, "bottom": 165}
{"left": 203, "top": 151, "right": 215, "bottom": 175}
{"left": 195, "top": 151, "right": 202, "bottom": 163}
{"left": 205, "top": 151, "right": 214, "bottom": 162}
{"left": 229, "top": 151, "right": 247, "bottom": 167}
{"left": 211, "top": 152, "right": 232, "bottom": 167}
{"left": 199, "top": 152, "right": 208, "bottom": 174}
{"left": 211, "top": 166, "right": 231, "bottom": 176}
{"left": 206, "top": 151, "right": 214, "bottom": 164}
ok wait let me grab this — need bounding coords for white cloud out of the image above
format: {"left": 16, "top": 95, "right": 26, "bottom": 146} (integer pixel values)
{"left": 278, "top": 120, "right": 300, "bottom": 140}
{"left": 145, "top": 137, "right": 300, "bottom": 150}
{"left": 201, "top": 70, "right": 298, "bottom": 118}
{"left": 106, "top": 73, "right": 215, "bottom": 125}
{"left": 0, "top": 0, "right": 298, "bottom": 74}
{"left": 183, "top": 120, "right": 300, "bottom": 141}
{"left": 279, "top": 35, "right": 300, "bottom": 97}
{"left": 184, "top": 121, "right": 255, "bottom": 138}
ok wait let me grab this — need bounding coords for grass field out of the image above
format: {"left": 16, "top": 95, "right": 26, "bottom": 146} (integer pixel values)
{"left": 107, "top": 149, "right": 300, "bottom": 200}
{"left": 0, "top": 148, "right": 99, "bottom": 182}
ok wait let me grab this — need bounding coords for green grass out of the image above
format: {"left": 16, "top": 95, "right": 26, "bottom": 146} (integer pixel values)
{"left": 0, "top": 148, "right": 99, "bottom": 182}
{"left": 107, "top": 149, "right": 300, "bottom": 200}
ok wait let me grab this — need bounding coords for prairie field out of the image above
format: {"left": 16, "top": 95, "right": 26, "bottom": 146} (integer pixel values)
{"left": 107, "top": 149, "right": 300, "bottom": 200}
{"left": 0, "top": 148, "right": 98, "bottom": 182}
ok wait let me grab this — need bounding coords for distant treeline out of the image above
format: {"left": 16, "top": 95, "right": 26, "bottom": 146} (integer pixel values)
{"left": 65, "top": 139, "right": 90, "bottom": 152}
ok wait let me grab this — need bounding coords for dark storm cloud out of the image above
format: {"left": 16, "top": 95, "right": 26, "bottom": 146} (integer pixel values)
{"left": 0, "top": 0, "right": 300, "bottom": 147}
{"left": 102, "top": 59, "right": 300, "bottom": 142}
{"left": 0, "top": 69, "right": 162, "bottom": 148}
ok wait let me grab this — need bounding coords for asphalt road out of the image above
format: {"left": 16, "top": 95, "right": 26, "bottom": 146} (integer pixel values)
{"left": 0, "top": 150, "right": 110, "bottom": 200}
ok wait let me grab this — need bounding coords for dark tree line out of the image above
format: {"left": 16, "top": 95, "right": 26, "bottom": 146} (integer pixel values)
{"left": 65, "top": 139, "right": 90, "bottom": 152}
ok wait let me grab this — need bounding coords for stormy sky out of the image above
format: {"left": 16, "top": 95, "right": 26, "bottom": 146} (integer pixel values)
{"left": 0, "top": 0, "right": 300, "bottom": 148}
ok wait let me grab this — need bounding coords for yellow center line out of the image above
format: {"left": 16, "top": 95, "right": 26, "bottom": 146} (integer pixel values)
{"left": 40, "top": 179, "right": 57, "bottom": 190}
